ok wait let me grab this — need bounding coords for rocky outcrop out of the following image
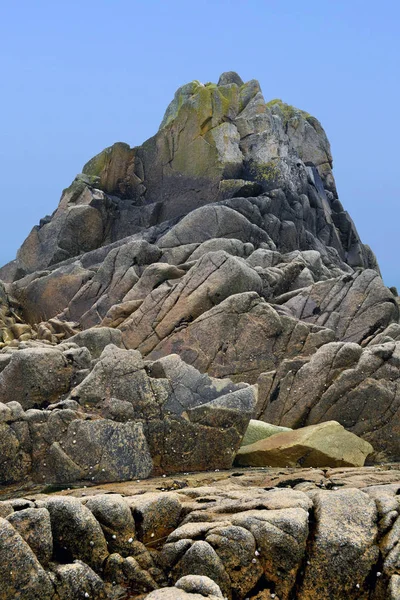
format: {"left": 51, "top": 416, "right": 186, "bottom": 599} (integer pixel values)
{"left": 1, "top": 69, "right": 400, "bottom": 600}
{"left": 1, "top": 469, "right": 400, "bottom": 599}
{"left": 0, "top": 71, "right": 398, "bottom": 466}
{"left": 256, "top": 340, "right": 400, "bottom": 460}
{"left": 1, "top": 72, "right": 377, "bottom": 284}
{"left": 0, "top": 342, "right": 256, "bottom": 485}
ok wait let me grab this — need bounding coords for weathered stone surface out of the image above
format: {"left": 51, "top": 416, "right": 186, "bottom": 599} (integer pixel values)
{"left": 12, "top": 262, "right": 94, "bottom": 323}
{"left": 298, "top": 489, "right": 379, "bottom": 599}
{"left": 0, "top": 344, "right": 256, "bottom": 485}
{"left": 47, "top": 419, "right": 153, "bottom": 483}
{"left": 128, "top": 492, "right": 182, "bottom": 545}
{"left": 241, "top": 419, "right": 292, "bottom": 446}
{"left": 259, "top": 340, "right": 400, "bottom": 460}
{"left": 51, "top": 560, "right": 107, "bottom": 600}
{"left": 70, "top": 345, "right": 256, "bottom": 475}
{"left": 148, "top": 291, "right": 334, "bottom": 383}
{"left": 145, "top": 589, "right": 221, "bottom": 600}
{"left": 119, "top": 251, "right": 262, "bottom": 355}
{"left": 0, "top": 517, "right": 54, "bottom": 599}
{"left": 67, "top": 327, "right": 124, "bottom": 358}
{"left": 6, "top": 507, "right": 52, "bottom": 567}
{"left": 0, "top": 346, "right": 74, "bottom": 409}
{"left": 1, "top": 469, "right": 400, "bottom": 599}
{"left": 281, "top": 269, "right": 398, "bottom": 345}
{"left": 83, "top": 494, "right": 137, "bottom": 557}
{"left": 175, "top": 575, "right": 224, "bottom": 598}
{"left": 235, "top": 421, "right": 373, "bottom": 468}
{"left": 63, "top": 240, "right": 161, "bottom": 327}
{"left": 40, "top": 496, "right": 109, "bottom": 571}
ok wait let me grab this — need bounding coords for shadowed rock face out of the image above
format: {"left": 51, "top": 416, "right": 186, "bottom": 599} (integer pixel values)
{"left": 0, "top": 69, "right": 399, "bottom": 489}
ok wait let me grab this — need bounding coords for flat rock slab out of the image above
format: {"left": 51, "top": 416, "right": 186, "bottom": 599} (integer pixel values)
{"left": 235, "top": 421, "right": 373, "bottom": 468}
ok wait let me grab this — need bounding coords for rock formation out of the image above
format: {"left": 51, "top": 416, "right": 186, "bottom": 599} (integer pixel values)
{"left": 1, "top": 469, "right": 400, "bottom": 600}
{"left": 0, "top": 71, "right": 399, "bottom": 598}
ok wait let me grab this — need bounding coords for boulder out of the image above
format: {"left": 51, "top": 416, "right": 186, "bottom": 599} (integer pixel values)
{"left": 40, "top": 496, "right": 109, "bottom": 571}
{"left": 176, "top": 575, "right": 224, "bottom": 598}
{"left": 51, "top": 560, "right": 107, "bottom": 600}
{"left": 0, "top": 347, "right": 74, "bottom": 409}
{"left": 83, "top": 494, "right": 137, "bottom": 557}
{"left": 6, "top": 508, "right": 52, "bottom": 567}
{"left": 241, "top": 419, "right": 292, "bottom": 447}
{"left": 67, "top": 327, "right": 124, "bottom": 358}
{"left": 235, "top": 421, "right": 373, "bottom": 468}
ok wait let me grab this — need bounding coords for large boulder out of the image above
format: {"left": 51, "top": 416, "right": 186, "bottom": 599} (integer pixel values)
{"left": 0, "top": 347, "right": 76, "bottom": 409}
{"left": 235, "top": 421, "right": 373, "bottom": 468}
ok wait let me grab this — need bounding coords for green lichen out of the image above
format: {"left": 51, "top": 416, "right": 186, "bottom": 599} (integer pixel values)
{"left": 247, "top": 159, "right": 279, "bottom": 184}
{"left": 266, "top": 98, "right": 311, "bottom": 125}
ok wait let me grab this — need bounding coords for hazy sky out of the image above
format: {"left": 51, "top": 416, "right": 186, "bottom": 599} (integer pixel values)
{"left": 1, "top": 0, "right": 399, "bottom": 286}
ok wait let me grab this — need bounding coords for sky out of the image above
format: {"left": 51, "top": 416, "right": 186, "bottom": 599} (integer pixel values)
{"left": 1, "top": 0, "right": 399, "bottom": 286}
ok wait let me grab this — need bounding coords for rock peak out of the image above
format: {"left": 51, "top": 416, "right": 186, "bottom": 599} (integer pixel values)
{"left": 217, "top": 71, "right": 244, "bottom": 86}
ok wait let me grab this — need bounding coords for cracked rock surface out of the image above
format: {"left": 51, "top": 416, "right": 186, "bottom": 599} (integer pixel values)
{"left": 0, "top": 71, "right": 400, "bottom": 597}
{"left": 1, "top": 468, "right": 400, "bottom": 599}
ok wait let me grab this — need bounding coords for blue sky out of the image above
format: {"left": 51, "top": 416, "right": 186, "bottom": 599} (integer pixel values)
{"left": 1, "top": 0, "right": 399, "bottom": 286}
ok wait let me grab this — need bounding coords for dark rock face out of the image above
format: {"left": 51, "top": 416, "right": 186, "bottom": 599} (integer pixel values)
{"left": 0, "top": 68, "right": 399, "bottom": 491}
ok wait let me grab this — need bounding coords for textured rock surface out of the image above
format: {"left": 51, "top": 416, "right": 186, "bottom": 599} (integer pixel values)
{"left": 235, "top": 420, "right": 373, "bottom": 468}
{"left": 0, "top": 343, "right": 256, "bottom": 484}
{"left": 1, "top": 469, "right": 400, "bottom": 599}
{"left": 241, "top": 419, "right": 292, "bottom": 447}
{"left": 0, "top": 71, "right": 399, "bottom": 472}
{"left": 1, "top": 68, "right": 400, "bottom": 600}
